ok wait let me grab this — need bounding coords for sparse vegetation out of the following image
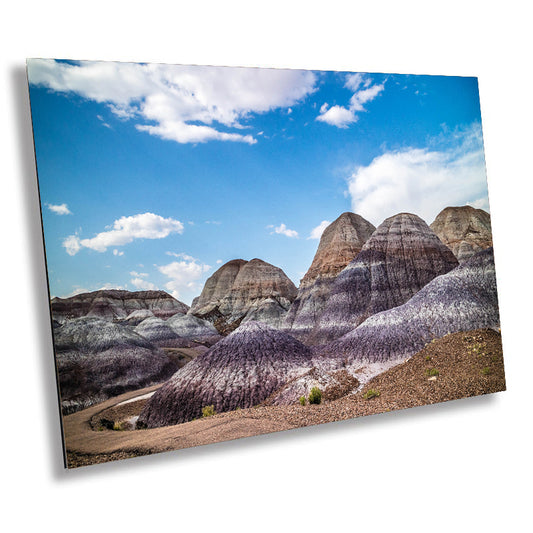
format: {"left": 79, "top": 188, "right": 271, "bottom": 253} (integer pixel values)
{"left": 113, "top": 421, "right": 125, "bottom": 431}
{"left": 481, "top": 367, "right": 492, "bottom": 375}
{"left": 363, "top": 389, "right": 380, "bottom": 400}
{"left": 425, "top": 368, "right": 440, "bottom": 377}
{"left": 202, "top": 405, "right": 216, "bottom": 417}
{"left": 308, "top": 387, "right": 322, "bottom": 405}
{"left": 299, "top": 395, "right": 306, "bottom": 406}
{"left": 99, "top": 418, "right": 114, "bottom": 430}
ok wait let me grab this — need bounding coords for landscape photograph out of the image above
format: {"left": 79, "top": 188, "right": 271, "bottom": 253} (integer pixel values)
{"left": 27, "top": 59, "right": 505, "bottom": 468}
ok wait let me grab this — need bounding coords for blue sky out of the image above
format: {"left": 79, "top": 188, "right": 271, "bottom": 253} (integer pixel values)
{"left": 28, "top": 60, "right": 489, "bottom": 305}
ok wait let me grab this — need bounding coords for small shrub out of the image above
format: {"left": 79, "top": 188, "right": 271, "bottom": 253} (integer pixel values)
{"left": 113, "top": 421, "right": 125, "bottom": 431}
{"left": 299, "top": 395, "right": 306, "bottom": 406}
{"left": 425, "top": 355, "right": 431, "bottom": 361}
{"left": 363, "top": 389, "right": 380, "bottom": 400}
{"left": 99, "top": 418, "right": 114, "bottom": 430}
{"left": 202, "top": 405, "right": 216, "bottom": 417}
{"left": 481, "top": 367, "right": 492, "bottom": 376}
{"left": 425, "top": 368, "right": 440, "bottom": 377}
{"left": 308, "top": 387, "right": 322, "bottom": 405}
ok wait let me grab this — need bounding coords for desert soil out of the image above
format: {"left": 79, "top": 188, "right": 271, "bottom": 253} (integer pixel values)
{"left": 64, "top": 328, "right": 505, "bottom": 468}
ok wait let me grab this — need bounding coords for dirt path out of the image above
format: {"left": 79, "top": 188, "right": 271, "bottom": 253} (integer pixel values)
{"left": 63, "top": 385, "right": 297, "bottom": 467}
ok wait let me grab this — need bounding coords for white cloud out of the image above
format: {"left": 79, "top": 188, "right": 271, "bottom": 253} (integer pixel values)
{"left": 216, "top": 259, "right": 223, "bottom": 264}
{"left": 113, "top": 249, "right": 124, "bottom": 256}
{"left": 98, "top": 283, "right": 126, "bottom": 290}
{"left": 270, "top": 223, "right": 299, "bottom": 238}
{"left": 308, "top": 220, "right": 331, "bottom": 240}
{"left": 316, "top": 105, "right": 358, "bottom": 128}
{"left": 130, "top": 277, "right": 157, "bottom": 290}
{"left": 47, "top": 203, "right": 72, "bottom": 215}
{"left": 58, "top": 286, "right": 90, "bottom": 298}
{"left": 204, "top": 220, "right": 222, "bottom": 225}
{"left": 129, "top": 271, "right": 148, "bottom": 277}
{"left": 63, "top": 235, "right": 81, "bottom": 256}
{"left": 347, "top": 123, "right": 489, "bottom": 225}
{"left": 157, "top": 256, "right": 211, "bottom": 299}
{"left": 317, "top": 73, "right": 384, "bottom": 128}
{"left": 165, "top": 252, "right": 195, "bottom": 260}
{"left": 27, "top": 59, "right": 317, "bottom": 145}
{"left": 467, "top": 198, "right": 490, "bottom": 211}
{"left": 63, "top": 212, "right": 184, "bottom": 255}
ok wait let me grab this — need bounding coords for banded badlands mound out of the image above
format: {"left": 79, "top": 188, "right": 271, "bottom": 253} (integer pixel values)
{"left": 138, "top": 321, "right": 314, "bottom": 427}
{"left": 284, "top": 212, "right": 375, "bottom": 340}
{"left": 165, "top": 313, "right": 222, "bottom": 345}
{"left": 54, "top": 317, "right": 178, "bottom": 414}
{"left": 189, "top": 258, "right": 297, "bottom": 333}
{"left": 430, "top": 206, "right": 492, "bottom": 262}
{"left": 322, "top": 247, "right": 499, "bottom": 364}
{"left": 310, "top": 213, "right": 459, "bottom": 344}
{"left": 133, "top": 316, "right": 185, "bottom": 348}
{"left": 51, "top": 289, "right": 189, "bottom": 323}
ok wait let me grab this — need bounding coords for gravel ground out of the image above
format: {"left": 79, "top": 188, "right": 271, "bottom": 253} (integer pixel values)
{"left": 65, "top": 328, "right": 505, "bottom": 468}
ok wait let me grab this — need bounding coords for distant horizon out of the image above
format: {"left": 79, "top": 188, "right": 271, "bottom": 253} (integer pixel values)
{"left": 28, "top": 60, "right": 490, "bottom": 305}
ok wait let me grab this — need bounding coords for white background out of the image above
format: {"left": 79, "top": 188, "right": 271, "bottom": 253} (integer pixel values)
{"left": 1, "top": 1, "right": 531, "bottom": 531}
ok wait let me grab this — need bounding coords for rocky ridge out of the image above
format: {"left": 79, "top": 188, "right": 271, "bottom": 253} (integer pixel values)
{"left": 138, "top": 321, "right": 314, "bottom": 427}
{"left": 310, "top": 213, "right": 459, "bottom": 344}
{"left": 165, "top": 313, "right": 222, "bottom": 345}
{"left": 321, "top": 247, "right": 499, "bottom": 364}
{"left": 284, "top": 212, "right": 375, "bottom": 340}
{"left": 430, "top": 205, "right": 492, "bottom": 262}
{"left": 54, "top": 317, "right": 178, "bottom": 414}
{"left": 51, "top": 289, "right": 189, "bottom": 323}
{"left": 189, "top": 258, "right": 297, "bottom": 332}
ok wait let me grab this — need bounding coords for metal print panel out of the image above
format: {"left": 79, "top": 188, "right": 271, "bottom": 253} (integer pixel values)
{"left": 27, "top": 59, "right": 505, "bottom": 468}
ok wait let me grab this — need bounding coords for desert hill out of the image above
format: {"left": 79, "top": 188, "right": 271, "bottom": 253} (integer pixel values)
{"left": 54, "top": 317, "right": 178, "bottom": 414}
{"left": 284, "top": 212, "right": 375, "bottom": 340}
{"left": 189, "top": 258, "right": 297, "bottom": 333}
{"left": 321, "top": 247, "right": 499, "bottom": 364}
{"left": 138, "top": 321, "right": 314, "bottom": 427}
{"left": 430, "top": 205, "right": 492, "bottom": 261}
{"left": 310, "top": 213, "right": 458, "bottom": 343}
{"left": 51, "top": 289, "right": 189, "bottom": 323}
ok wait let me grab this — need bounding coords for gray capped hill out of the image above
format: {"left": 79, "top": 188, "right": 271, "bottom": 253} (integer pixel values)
{"left": 54, "top": 317, "right": 178, "bottom": 414}
{"left": 137, "top": 321, "right": 314, "bottom": 427}
{"left": 310, "top": 213, "right": 458, "bottom": 344}
{"left": 284, "top": 212, "right": 376, "bottom": 340}
{"left": 51, "top": 289, "right": 189, "bottom": 323}
{"left": 430, "top": 205, "right": 493, "bottom": 262}
{"left": 133, "top": 316, "right": 185, "bottom": 347}
{"left": 189, "top": 258, "right": 297, "bottom": 333}
{"left": 166, "top": 313, "right": 222, "bottom": 345}
{"left": 320, "top": 247, "right": 500, "bottom": 364}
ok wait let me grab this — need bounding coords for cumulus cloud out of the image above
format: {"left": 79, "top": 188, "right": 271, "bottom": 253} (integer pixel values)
{"left": 130, "top": 277, "right": 157, "bottom": 290}
{"left": 157, "top": 256, "right": 211, "bottom": 299}
{"left": 269, "top": 223, "right": 299, "bottom": 238}
{"left": 317, "top": 73, "right": 384, "bottom": 128}
{"left": 347, "top": 123, "right": 489, "bottom": 225}
{"left": 98, "top": 283, "right": 126, "bottom": 290}
{"left": 63, "top": 234, "right": 82, "bottom": 256}
{"left": 58, "top": 286, "right": 90, "bottom": 298}
{"left": 129, "top": 271, "right": 148, "bottom": 277}
{"left": 308, "top": 220, "right": 331, "bottom": 240}
{"left": 113, "top": 249, "right": 124, "bottom": 256}
{"left": 27, "top": 59, "right": 317, "bottom": 145}
{"left": 63, "top": 212, "right": 184, "bottom": 255}
{"left": 47, "top": 203, "right": 72, "bottom": 215}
